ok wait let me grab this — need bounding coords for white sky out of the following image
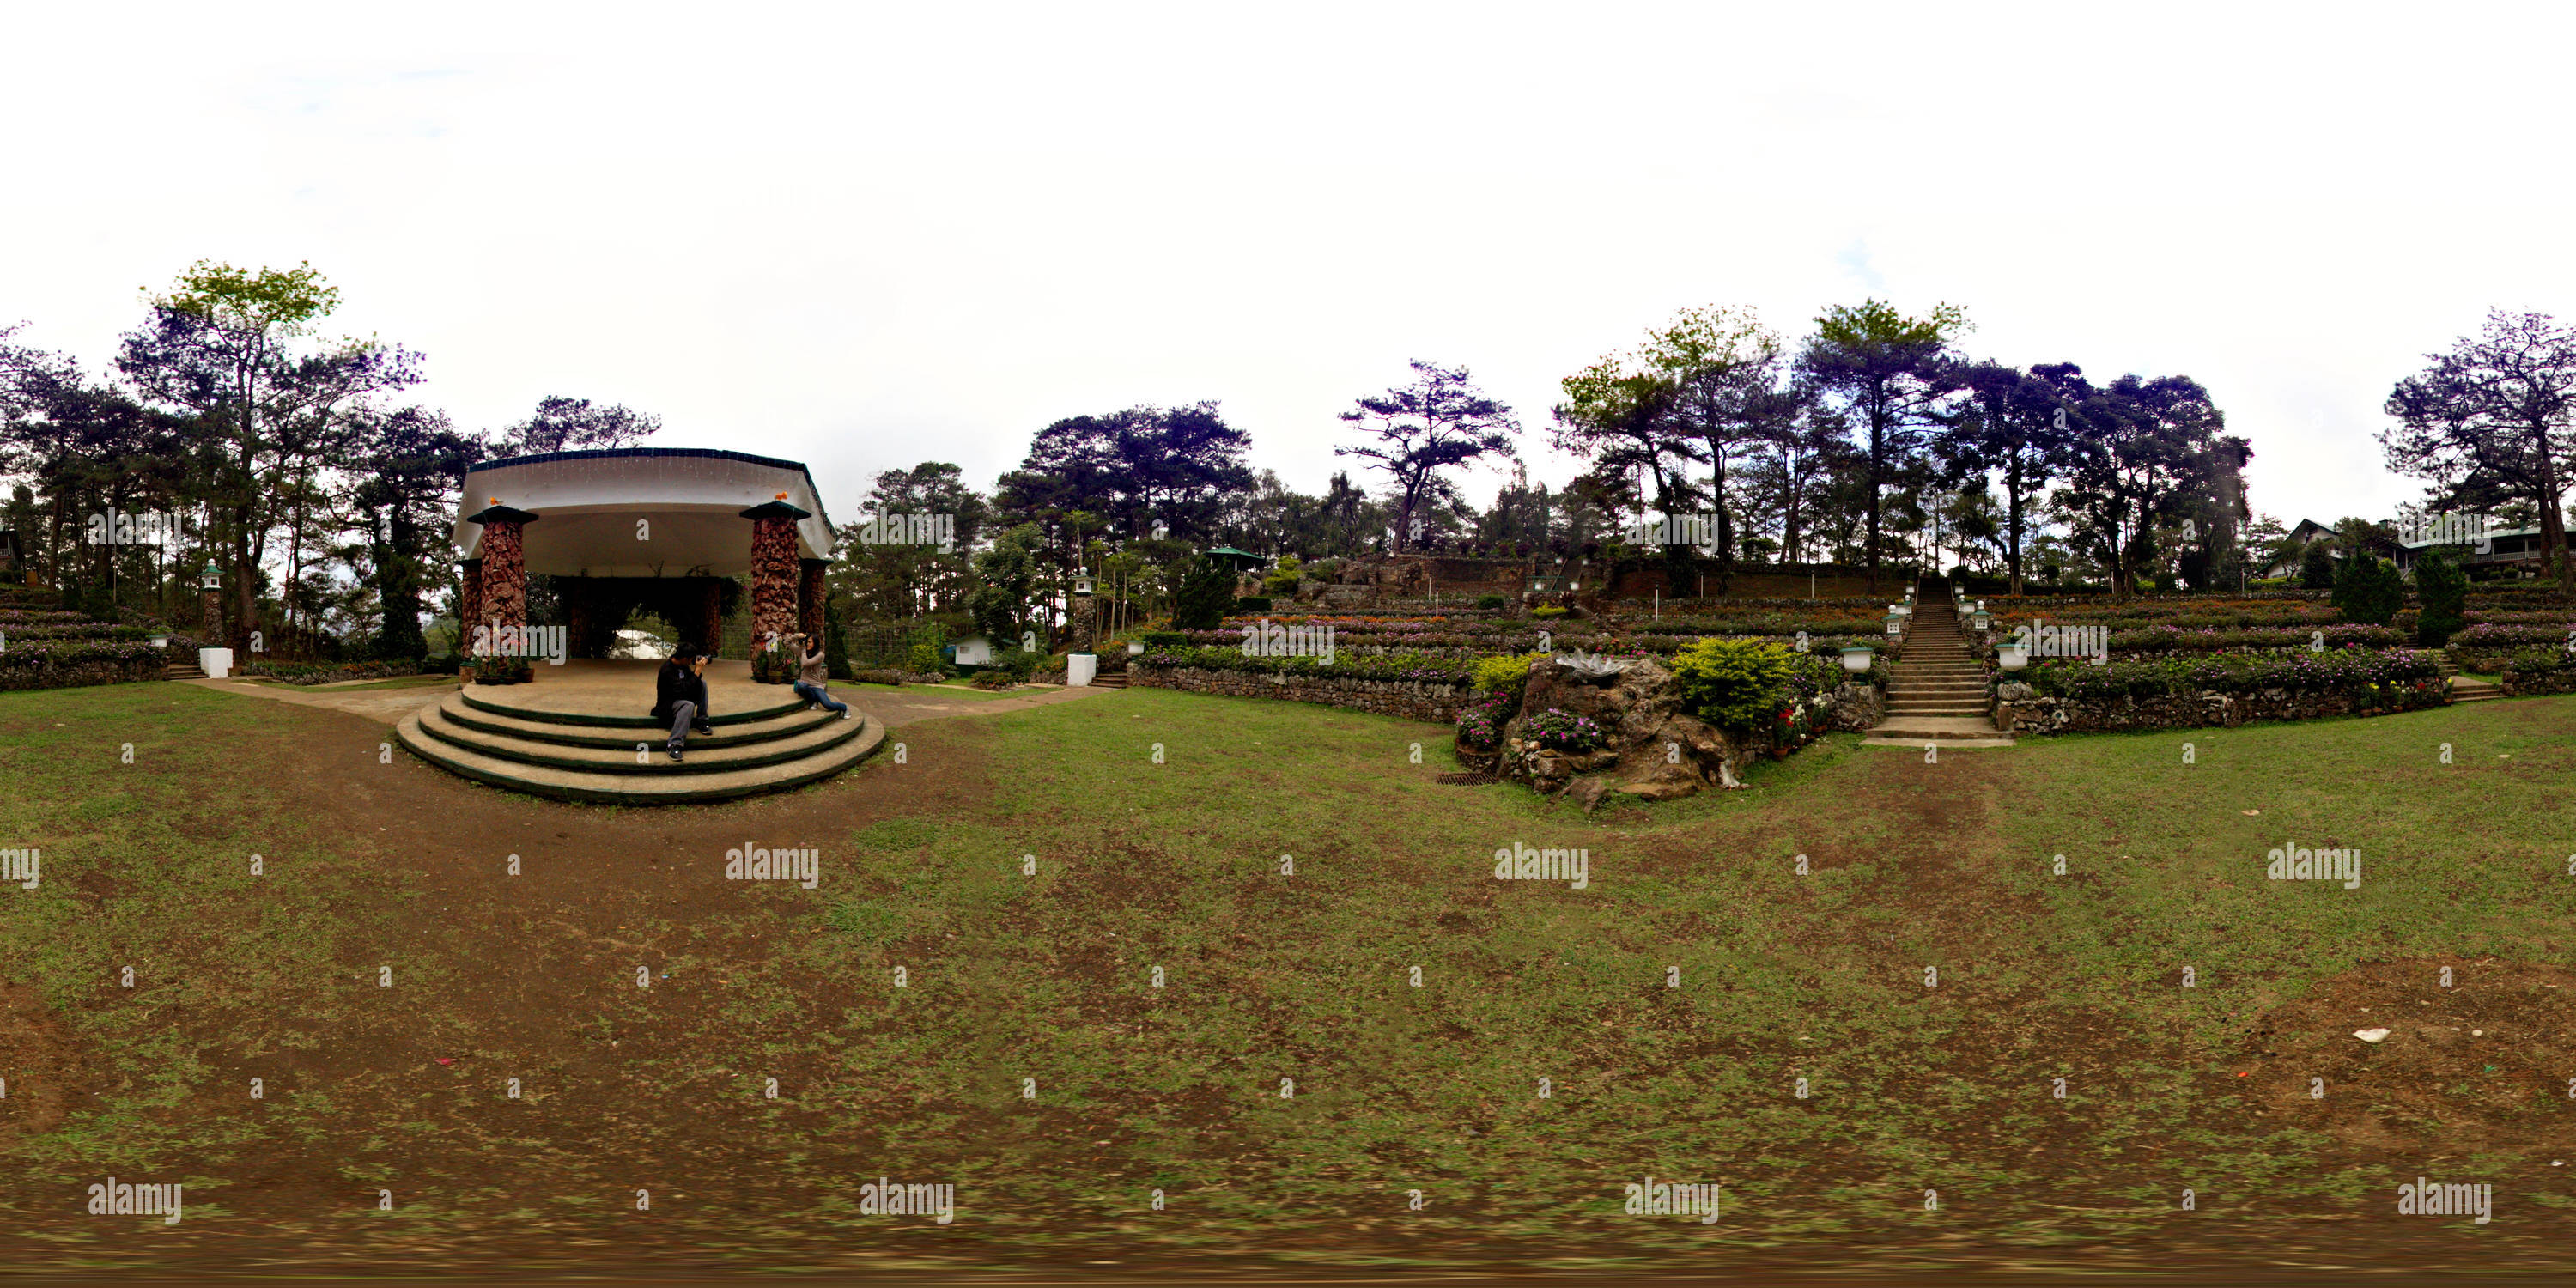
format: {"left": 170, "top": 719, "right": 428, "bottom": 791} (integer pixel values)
{"left": 4, "top": 2, "right": 2568, "bottom": 531}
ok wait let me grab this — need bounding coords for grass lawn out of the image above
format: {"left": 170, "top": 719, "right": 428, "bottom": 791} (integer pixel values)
{"left": 0, "top": 681, "right": 2570, "bottom": 1276}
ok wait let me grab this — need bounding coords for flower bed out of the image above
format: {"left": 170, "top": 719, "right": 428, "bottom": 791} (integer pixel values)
{"left": 1997, "top": 647, "right": 2448, "bottom": 734}
{"left": 239, "top": 659, "right": 425, "bottom": 686}
{"left": 0, "top": 637, "right": 166, "bottom": 690}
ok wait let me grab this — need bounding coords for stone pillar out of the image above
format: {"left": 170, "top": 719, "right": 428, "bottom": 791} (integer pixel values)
{"left": 458, "top": 559, "right": 482, "bottom": 653}
{"left": 465, "top": 504, "right": 539, "bottom": 675}
{"left": 798, "top": 558, "right": 828, "bottom": 643}
{"left": 740, "top": 497, "right": 811, "bottom": 682}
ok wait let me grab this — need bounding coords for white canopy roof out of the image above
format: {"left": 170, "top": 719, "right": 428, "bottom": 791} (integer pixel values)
{"left": 453, "top": 448, "right": 837, "bottom": 577}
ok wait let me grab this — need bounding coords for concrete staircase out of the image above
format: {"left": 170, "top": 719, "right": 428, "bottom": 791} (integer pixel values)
{"left": 2429, "top": 652, "right": 2503, "bottom": 704}
{"left": 1864, "top": 589, "right": 2014, "bottom": 750}
{"left": 163, "top": 660, "right": 207, "bottom": 680}
{"left": 397, "top": 683, "right": 884, "bottom": 804}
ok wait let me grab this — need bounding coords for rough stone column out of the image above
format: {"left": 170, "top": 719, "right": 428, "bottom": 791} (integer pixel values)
{"left": 465, "top": 504, "right": 539, "bottom": 666}
{"left": 458, "top": 559, "right": 482, "bottom": 650}
{"left": 740, "top": 497, "right": 811, "bottom": 682}
{"left": 798, "top": 558, "right": 828, "bottom": 643}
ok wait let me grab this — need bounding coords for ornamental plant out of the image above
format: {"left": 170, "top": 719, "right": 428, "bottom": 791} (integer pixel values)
{"left": 2413, "top": 550, "right": 2469, "bottom": 647}
{"left": 2331, "top": 556, "right": 2405, "bottom": 625}
{"left": 1523, "top": 708, "right": 1607, "bottom": 752}
{"left": 1670, "top": 637, "right": 1801, "bottom": 732}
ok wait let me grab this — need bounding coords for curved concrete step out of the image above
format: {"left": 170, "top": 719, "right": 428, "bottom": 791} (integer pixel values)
{"left": 397, "top": 708, "right": 884, "bottom": 803}
{"left": 434, "top": 690, "right": 837, "bottom": 750}
{"left": 415, "top": 702, "right": 865, "bottom": 775}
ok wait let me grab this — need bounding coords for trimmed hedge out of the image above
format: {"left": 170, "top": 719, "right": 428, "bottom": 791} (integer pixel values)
{"left": 2026, "top": 647, "right": 2439, "bottom": 702}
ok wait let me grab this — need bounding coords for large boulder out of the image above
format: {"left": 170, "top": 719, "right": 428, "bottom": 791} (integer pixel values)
{"left": 1498, "top": 656, "right": 1759, "bottom": 808}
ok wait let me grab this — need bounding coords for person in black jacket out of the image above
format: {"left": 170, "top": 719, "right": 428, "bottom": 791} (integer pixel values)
{"left": 653, "top": 647, "right": 714, "bottom": 762}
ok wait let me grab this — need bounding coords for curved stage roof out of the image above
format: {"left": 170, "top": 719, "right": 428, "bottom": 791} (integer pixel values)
{"left": 454, "top": 448, "right": 837, "bottom": 577}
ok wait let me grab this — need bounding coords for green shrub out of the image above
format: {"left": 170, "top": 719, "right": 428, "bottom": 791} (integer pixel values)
{"left": 1471, "top": 653, "right": 1539, "bottom": 698}
{"left": 1237, "top": 596, "right": 1273, "bottom": 612}
{"left": 1261, "top": 556, "right": 1303, "bottom": 595}
{"left": 2414, "top": 552, "right": 2468, "bottom": 647}
{"left": 1141, "top": 630, "right": 1187, "bottom": 647}
{"left": 1171, "top": 556, "right": 1235, "bottom": 630}
{"left": 1476, "top": 594, "right": 1507, "bottom": 611}
{"left": 2299, "top": 544, "right": 2338, "bottom": 590}
{"left": 1669, "top": 638, "right": 1801, "bottom": 731}
{"left": 2332, "top": 556, "right": 2405, "bottom": 626}
{"left": 1530, "top": 605, "right": 1568, "bottom": 620}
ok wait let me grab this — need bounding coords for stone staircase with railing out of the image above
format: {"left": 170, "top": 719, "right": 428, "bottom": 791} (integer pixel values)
{"left": 1862, "top": 587, "right": 2015, "bottom": 749}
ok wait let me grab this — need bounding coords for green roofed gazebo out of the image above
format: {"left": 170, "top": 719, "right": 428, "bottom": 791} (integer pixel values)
{"left": 1205, "top": 546, "right": 1265, "bottom": 572}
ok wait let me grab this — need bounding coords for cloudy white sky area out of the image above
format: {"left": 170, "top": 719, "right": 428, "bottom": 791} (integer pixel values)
{"left": 3, "top": 3, "right": 2567, "bottom": 532}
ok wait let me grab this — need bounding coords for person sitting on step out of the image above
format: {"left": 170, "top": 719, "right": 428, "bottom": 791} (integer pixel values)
{"left": 786, "top": 632, "right": 850, "bottom": 719}
{"left": 654, "top": 647, "right": 714, "bottom": 762}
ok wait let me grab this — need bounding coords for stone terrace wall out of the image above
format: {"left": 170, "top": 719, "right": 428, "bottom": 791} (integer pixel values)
{"left": 1127, "top": 665, "right": 1471, "bottom": 723}
{"left": 1996, "top": 683, "right": 2449, "bottom": 735}
{"left": 0, "top": 655, "right": 165, "bottom": 692}
{"left": 2500, "top": 668, "right": 2576, "bottom": 696}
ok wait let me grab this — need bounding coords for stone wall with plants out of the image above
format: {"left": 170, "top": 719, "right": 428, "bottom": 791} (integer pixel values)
{"left": 0, "top": 638, "right": 165, "bottom": 691}
{"left": 1125, "top": 662, "right": 1473, "bottom": 723}
{"left": 1995, "top": 647, "right": 2448, "bottom": 734}
{"left": 2490, "top": 647, "right": 2576, "bottom": 697}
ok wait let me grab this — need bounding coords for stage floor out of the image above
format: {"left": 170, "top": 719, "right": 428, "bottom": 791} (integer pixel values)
{"left": 466, "top": 658, "right": 794, "bottom": 722}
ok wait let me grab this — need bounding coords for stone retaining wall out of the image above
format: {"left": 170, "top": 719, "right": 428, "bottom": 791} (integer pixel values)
{"left": 2500, "top": 668, "right": 2576, "bottom": 697}
{"left": 0, "top": 656, "right": 166, "bottom": 692}
{"left": 1127, "top": 664, "right": 1470, "bottom": 723}
{"left": 1994, "top": 682, "right": 2449, "bottom": 734}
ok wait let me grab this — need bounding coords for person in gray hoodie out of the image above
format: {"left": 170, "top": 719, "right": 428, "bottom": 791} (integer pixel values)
{"left": 786, "top": 633, "right": 850, "bottom": 718}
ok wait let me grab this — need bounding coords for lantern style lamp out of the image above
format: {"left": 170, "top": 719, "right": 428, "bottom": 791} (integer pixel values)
{"left": 1073, "top": 573, "right": 1095, "bottom": 597}
{"left": 199, "top": 561, "right": 221, "bottom": 592}
{"left": 1972, "top": 610, "right": 1992, "bottom": 631}
{"left": 1840, "top": 646, "right": 1874, "bottom": 673}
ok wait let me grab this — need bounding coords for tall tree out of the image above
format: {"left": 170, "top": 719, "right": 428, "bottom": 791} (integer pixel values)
{"left": 347, "top": 405, "right": 480, "bottom": 658}
{"left": 2050, "top": 373, "right": 2242, "bottom": 600}
{"left": 116, "top": 260, "right": 422, "bottom": 651}
{"left": 997, "top": 403, "right": 1253, "bottom": 551}
{"left": 491, "top": 394, "right": 661, "bottom": 457}
{"left": 1795, "top": 300, "right": 1969, "bottom": 592}
{"left": 1939, "top": 360, "right": 2081, "bottom": 593}
{"left": 2382, "top": 309, "right": 2576, "bottom": 593}
{"left": 1337, "top": 361, "right": 1520, "bottom": 554}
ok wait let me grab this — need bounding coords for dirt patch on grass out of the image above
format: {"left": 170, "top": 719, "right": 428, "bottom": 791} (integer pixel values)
{"left": 0, "top": 983, "right": 76, "bottom": 1151}
{"left": 2234, "top": 955, "right": 2576, "bottom": 1156}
